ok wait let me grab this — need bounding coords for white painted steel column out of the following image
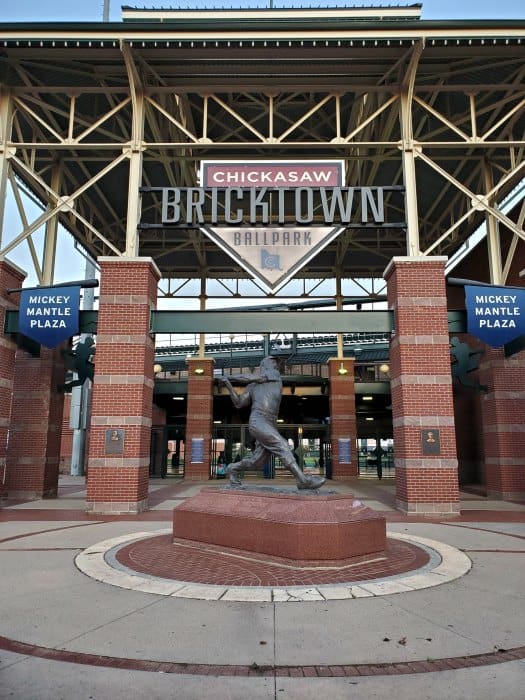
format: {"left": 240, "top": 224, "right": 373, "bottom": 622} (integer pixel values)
{"left": 41, "top": 162, "right": 62, "bottom": 285}
{"left": 483, "top": 160, "right": 503, "bottom": 285}
{"left": 399, "top": 40, "right": 424, "bottom": 257}
{"left": 0, "top": 89, "right": 13, "bottom": 249}
{"left": 122, "top": 43, "right": 145, "bottom": 258}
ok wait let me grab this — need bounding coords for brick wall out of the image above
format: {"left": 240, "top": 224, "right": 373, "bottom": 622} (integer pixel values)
{"left": 479, "top": 346, "right": 525, "bottom": 499}
{"left": 0, "top": 260, "right": 26, "bottom": 496}
{"left": 5, "top": 345, "right": 66, "bottom": 498}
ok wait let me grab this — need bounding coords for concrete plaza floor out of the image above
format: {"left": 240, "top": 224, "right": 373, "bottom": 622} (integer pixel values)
{"left": 0, "top": 475, "right": 524, "bottom": 699}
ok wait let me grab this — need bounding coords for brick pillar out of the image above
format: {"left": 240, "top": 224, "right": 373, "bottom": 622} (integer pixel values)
{"left": 86, "top": 257, "right": 160, "bottom": 514}
{"left": 385, "top": 256, "right": 459, "bottom": 515}
{"left": 0, "top": 260, "right": 26, "bottom": 496}
{"left": 5, "top": 345, "right": 66, "bottom": 499}
{"left": 478, "top": 347, "right": 525, "bottom": 500}
{"left": 328, "top": 357, "right": 357, "bottom": 480}
{"left": 60, "top": 393, "right": 74, "bottom": 474}
{"left": 184, "top": 357, "right": 214, "bottom": 480}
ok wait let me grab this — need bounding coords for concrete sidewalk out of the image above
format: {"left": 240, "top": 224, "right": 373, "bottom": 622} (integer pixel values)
{"left": 0, "top": 475, "right": 524, "bottom": 699}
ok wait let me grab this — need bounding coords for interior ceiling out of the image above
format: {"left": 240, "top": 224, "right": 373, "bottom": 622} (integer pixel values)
{"left": 1, "top": 19, "right": 524, "bottom": 290}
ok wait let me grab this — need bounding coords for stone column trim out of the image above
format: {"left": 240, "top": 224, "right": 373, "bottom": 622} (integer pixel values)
{"left": 393, "top": 416, "right": 456, "bottom": 427}
{"left": 390, "top": 375, "right": 452, "bottom": 388}
{"left": 91, "top": 416, "right": 153, "bottom": 426}
{"left": 395, "top": 458, "right": 459, "bottom": 468}
{"left": 89, "top": 458, "right": 150, "bottom": 468}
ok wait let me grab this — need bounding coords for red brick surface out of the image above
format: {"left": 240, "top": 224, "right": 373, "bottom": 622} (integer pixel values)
{"left": 479, "top": 346, "right": 525, "bottom": 498}
{"left": 385, "top": 258, "right": 459, "bottom": 512}
{"left": 5, "top": 346, "right": 66, "bottom": 497}
{"left": 86, "top": 258, "right": 160, "bottom": 511}
{"left": 0, "top": 261, "right": 26, "bottom": 495}
{"left": 328, "top": 357, "right": 357, "bottom": 479}
{"left": 184, "top": 358, "right": 214, "bottom": 480}
{"left": 117, "top": 533, "right": 426, "bottom": 586}
{"left": 60, "top": 393, "right": 73, "bottom": 474}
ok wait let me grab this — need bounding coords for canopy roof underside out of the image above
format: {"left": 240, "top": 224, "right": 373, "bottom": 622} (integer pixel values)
{"left": 0, "top": 13, "right": 524, "bottom": 291}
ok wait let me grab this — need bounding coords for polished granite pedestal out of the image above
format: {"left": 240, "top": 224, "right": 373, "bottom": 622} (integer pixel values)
{"left": 172, "top": 486, "right": 386, "bottom": 561}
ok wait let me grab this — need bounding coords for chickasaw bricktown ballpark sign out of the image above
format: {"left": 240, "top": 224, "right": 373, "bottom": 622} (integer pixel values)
{"left": 141, "top": 161, "right": 406, "bottom": 292}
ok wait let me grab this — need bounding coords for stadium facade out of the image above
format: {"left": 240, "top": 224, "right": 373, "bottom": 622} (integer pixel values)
{"left": 1, "top": 5, "right": 524, "bottom": 514}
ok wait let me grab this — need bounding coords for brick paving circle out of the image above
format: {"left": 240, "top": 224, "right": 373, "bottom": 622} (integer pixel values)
{"left": 115, "top": 534, "right": 430, "bottom": 587}
{"left": 76, "top": 529, "right": 471, "bottom": 600}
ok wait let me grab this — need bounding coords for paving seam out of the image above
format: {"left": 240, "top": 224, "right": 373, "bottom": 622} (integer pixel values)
{"left": 0, "top": 635, "right": 523, "bottom": 677}
{"left": 0, "top": 521, "right": 107, "bottom": 545}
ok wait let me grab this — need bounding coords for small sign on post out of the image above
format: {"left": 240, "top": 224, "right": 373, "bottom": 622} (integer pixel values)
{"left": 190, "top": 437, "right": 205, "bottom": 464}
{"left": 338, "top": 438, "right": 352, "bottom": 464}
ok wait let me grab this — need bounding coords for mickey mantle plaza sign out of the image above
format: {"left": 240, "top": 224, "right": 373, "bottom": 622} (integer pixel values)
{"left": 465, "top": 284, "right": 525, "bottom": 348}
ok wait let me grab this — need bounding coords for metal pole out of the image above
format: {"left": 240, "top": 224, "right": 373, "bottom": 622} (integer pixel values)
{"left": 70, "top": 256, "right": 97, "bottom": 476}
{"left": 103, "top": 0, "right": 110, "bottom": 22}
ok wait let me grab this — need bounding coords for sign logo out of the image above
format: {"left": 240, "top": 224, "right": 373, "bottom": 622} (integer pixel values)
{"left": 18, "top": 286, "right": 81, "bottom": 348}
{"left": 199, "top": 160, "right": 346, "bottom": 291}
{"left": 465, "top": 284, "right": 525, "bottom": 348}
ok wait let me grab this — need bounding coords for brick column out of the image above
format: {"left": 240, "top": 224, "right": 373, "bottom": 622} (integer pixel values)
{"left": 0, "top": 260, "right": 26, "bottom": 496}
{"left": 328, "top": 357, "right": 357, "bottom": 480}
{"left": 60, "top": 393, "right": 74, "bottom": 474}
{"left": 385, "top": 256, "right": 459, "bottom": 515}
{"left": 5, "top": 345, "right": 66, "bottom": 498}
{"left": 86, "top": 257, "right": 160, "bottom": 514}
{"left": 184, "top": 357, "right": 214, "bottom": 480}
{"left": 478, "top": 347, "right": 525, "bottom": 500}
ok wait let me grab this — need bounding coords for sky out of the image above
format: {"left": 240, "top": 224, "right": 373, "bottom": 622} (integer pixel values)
{"left": 1, "top": 0, "right": 524, "bottom": 22}
{"left": 1, "top": 0, "right": 523, "bottom": 292}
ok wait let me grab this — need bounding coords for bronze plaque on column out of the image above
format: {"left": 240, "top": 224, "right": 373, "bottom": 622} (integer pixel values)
{"left": 105, "top": 429, "right": 125, "bottom": 455}
{"left": 421, "top": 429, "right": 440, "bottom": 455}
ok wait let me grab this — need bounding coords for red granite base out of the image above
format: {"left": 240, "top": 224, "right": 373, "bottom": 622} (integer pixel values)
{"left": 172, "top": 487, "right": 386, "bottom": 561}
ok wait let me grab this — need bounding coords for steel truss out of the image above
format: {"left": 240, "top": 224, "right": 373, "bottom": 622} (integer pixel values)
{"left": 0, "top": 20, "right": 524, "bottom": 300}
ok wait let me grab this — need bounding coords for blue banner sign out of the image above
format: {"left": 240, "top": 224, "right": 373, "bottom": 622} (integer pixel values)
{"left": 465, "top": 284, "right": 525, "bottom": 348}
{"left": 19, "top": 285, "right": 81, "bottom": 348}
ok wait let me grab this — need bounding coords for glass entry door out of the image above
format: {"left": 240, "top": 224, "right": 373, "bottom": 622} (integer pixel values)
{"left": 212, "top": 424, "right": 330, "bottom": 481}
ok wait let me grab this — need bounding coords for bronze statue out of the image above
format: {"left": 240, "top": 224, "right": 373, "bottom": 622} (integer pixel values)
{"left": 219, "top": 356, "right": 325, "bottom": 490}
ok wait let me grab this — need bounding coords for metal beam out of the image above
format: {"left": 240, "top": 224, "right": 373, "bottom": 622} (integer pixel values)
{"left": 150, "top": 310, "right": 394, "bottom": 334}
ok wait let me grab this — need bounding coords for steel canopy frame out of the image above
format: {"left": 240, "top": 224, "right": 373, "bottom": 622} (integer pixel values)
{"left": 0, "top": 13, "right": 524, "bottom": 301}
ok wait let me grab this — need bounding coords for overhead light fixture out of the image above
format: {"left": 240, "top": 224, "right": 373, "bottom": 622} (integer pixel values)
{"left": 379, "top": 363, "right": 390, "bottom": 374}
{"left": 363, "top": 396, "right": 373, "bottom": 401}
{"left": 365, "top": 417, "right": 374, "bottom": 421}
{"left": 277, "top": 418, "right": 284, "bottom": 423}
{"left": 337, "top": 362, "right": 348, "bottom": 375}
{"left": 213, "top": 420, "right": 222, "bottom": 424}
{"left": 153, "top": 363, "right": 163, "bottom": 374}
{"left": 194, "top": 367, "right": 205, "bottom": 375}
{"left": 172, "top": 396, "right": 184, "bottom": 401}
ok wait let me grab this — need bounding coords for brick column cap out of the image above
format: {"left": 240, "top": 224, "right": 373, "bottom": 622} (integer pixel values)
{"left": 327, "top": 357, "right": 355, "bottom": 372}
{"left": 383, "top": 255, "right": 448, "bottom": 281}
{"left": 98, "top": 256, "right": 161, "bottom": 280}
{"left": 0, "top": 257, "right": 27, "bottom": 279}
